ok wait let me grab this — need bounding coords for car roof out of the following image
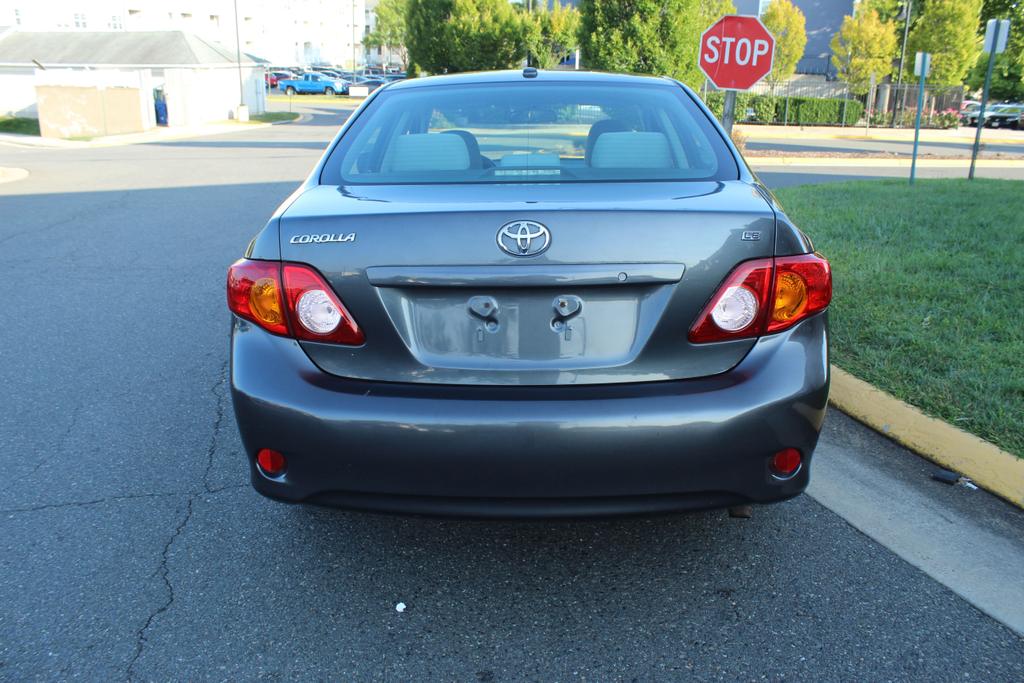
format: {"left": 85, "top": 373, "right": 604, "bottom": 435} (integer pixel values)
{"left": 386, "top": 69, "right": 676, "bottom": 91}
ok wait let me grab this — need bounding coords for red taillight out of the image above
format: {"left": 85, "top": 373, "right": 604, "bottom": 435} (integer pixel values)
{"left": 227, "top": 259, "right": 288, "bottom": 336}
{"left": 282, "top": 263, "right": 365, "bottom": 345}
{"left": 770, "top": 448, "right": 802, "bottom": 477}
{"left": 256, "top": 448, "right": 287, "bottom": 476}
{"left": 227, "top": 259, "right": 364, "bottom": 345}
{"left": 767, "top": 254, "right": 832, "bottom": 334}
{"left": 688, "top": 258, "right": 773, "bottom": 343}
{"left": 688, "top": 253, "right": 831, "bottom": 343}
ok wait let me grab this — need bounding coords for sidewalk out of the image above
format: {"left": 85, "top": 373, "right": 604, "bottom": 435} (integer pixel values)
{"left": 739, "top": 123, "right": 1024, "bottom": 145}
{"left": 748, "top": 156, "right": 1022, "bottom": 168}
{"left": 0, "top": 166, "right": 28, "bottom": 184}
{"left": 0, "top": 120, "right": 271, "bottom": 149}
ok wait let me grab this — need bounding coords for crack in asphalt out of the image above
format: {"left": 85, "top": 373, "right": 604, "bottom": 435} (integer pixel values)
{"left": 126, "top": 497, "right": 193, "bottom": 683}
{"left": 0, "top": 189, "right": 133, "bottom": 247}
{"left": 0, "top": 491, "right": 182, "bottom": 516}
{"left": 125, "top": 359, "right": 237, "bottom": 681}
{"left": 17, "top": 403, "right": 81, "bottom": 483}
{"left": 2, "top": 359, "right": 246, "bottom": 678}
{"left": 202, "top": 360, "right": 230, "bottom": 494}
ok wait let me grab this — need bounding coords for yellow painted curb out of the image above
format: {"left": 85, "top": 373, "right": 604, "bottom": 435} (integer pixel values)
{"left": 748, "top": 156, "right": 1022, "bottom": 168}
{"left": 829, "top": 365, "right": 1024, "bottom": 508}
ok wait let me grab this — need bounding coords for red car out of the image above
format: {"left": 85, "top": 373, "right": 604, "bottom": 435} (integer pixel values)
{"left": 265, "top": 72, "right": 279, "bottom": 89}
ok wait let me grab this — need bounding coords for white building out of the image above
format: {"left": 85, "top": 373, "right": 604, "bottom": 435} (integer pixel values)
{"left": 363, "top": 0, "right": 405, "bottom": 70}
{"left": 0, "top": 30, "right": 266, "bottom": 134}
{"left": 0, "top": 0, "right": 365, "bottom": 68}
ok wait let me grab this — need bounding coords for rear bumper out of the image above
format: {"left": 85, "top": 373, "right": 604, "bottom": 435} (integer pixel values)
{"left": 230, "top": 314, "right": 830, "bottom": 517}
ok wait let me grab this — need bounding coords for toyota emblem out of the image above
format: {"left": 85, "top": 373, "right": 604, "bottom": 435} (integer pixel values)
{"left": 496, "top": 221, "right": 551, "bottom": 257}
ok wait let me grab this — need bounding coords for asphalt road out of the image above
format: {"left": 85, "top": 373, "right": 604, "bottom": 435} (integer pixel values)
{"left": 2, "top": 105, "right": 1023, "bottom": 681}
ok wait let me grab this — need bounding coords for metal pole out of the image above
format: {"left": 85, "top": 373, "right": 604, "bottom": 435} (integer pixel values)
{"left": 526, "top": 0, "right": 532, "bottom": 66}
{"left": 722, "top": 90, "right": 737, "bottom": 135}
{"left": 910, "top": 55, "right": 927, "bottom": 184}
{"left": 891, "top": 0, "right": 912, "bottom": 127}
{"left": 352, "top": 0, "right": 357, "bottom": 73}
{"left": 233, "top": 0, "right": 244, "bottom": 108}
{"left": 866, "top": 72, "right": 876, "bottom": 132}
{"left": 970, "top": 23, "right": 1004, "bottom": 180}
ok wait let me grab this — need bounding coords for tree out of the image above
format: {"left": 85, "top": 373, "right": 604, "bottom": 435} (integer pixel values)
{"left": 364, "top": 0, "right": 409, "bottom": 68}
{"left": 406, "top": 0, "right": 527, "bottom": 74}
{"left": 697, "top": 0, "right": 736, "bottom": 28}
{"left": 858, "top": 0, "right": 902, "bottom": 23}
{"left": 830, "top": 9, "right": 898, "bottom": 94}
{"left": 525, "top": 3, "right": 582, "bottom": 69}
{"left": 967, "top": 51, "right": 1024, "bottom": 100}
{"left": 977, "top": 0, "right": 1024, "bottom": 98}
{"left": 578, "top": 0, "right": 704, "bottom": 88}
{"left": 906, "top": 0, "right": 983, "bottom": 86}
{"left": 760, "top": 0, "right": 807, "bottom": 82}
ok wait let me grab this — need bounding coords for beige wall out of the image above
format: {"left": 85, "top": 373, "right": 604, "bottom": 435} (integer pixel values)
{"left": 36, "top": 85, "right": 147, "bottom": 139}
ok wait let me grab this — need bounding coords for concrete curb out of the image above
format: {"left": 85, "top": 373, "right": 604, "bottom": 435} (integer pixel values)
{"left": 0, "top": 167, "right": 28, "bottom": 184}
{"left": 0, "top": 122, "right": 272, "bottom": 149}
{"left": 748, "top": 156, "right": 1022, "bottom": 168}
{"left": 829, "top": 365, "right": 1024, "bottom": 509}
{"left": 738, "top": 125, "right": 1024, "bottom": 145}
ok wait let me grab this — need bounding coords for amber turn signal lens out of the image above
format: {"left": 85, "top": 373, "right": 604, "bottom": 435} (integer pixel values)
{"left": 772, "top": 271, "right": 808, "bottom": 323}
{"left": 249, "top": 277, "right": 284, "bottom": 327}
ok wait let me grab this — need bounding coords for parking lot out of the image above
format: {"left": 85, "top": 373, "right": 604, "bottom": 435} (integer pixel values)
{"left": 2, "top": 104, "right": 1023, "bottom": 680}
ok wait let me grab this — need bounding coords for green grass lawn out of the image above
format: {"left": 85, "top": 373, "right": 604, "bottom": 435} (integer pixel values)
{"left": 249, "top": 111, "right": 300, "bottom": 123}
{"left": 776, "top": 178, "right": 1023, "bottom": 457}
{"left": 0, "top": 117, "right": 40, "bottom": 135}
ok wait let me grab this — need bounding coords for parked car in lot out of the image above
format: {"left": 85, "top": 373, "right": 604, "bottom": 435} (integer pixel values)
{"left": 984, "top": 103, "right": 1023, "bottom": 128}
{"left": 264, "top": 72, "right": 279, "bottom": 89}
{"left": 227, "top": 69, "right": 832, "bottom": 517}
{"left": 279, "top": 72, "right": 348, "bottom": 96}
{"left": 352, "top": 77, "right": 387, "bottom": 93}
{"left": 961, "top": 102, "right": 983, "bottom": 126}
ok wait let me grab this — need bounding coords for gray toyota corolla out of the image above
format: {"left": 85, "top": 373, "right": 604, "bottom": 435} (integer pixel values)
{"left": 227, "top": 69, "right": 831, "bottom": 517}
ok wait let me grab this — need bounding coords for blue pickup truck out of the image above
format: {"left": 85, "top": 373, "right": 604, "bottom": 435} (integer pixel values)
{"left": 279, "top": 72, "right": 349, "bottom": 96}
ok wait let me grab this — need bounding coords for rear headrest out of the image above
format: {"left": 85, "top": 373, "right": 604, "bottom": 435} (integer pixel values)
{"left": 442, "top": 130, "right": 483, "bottom": 168}
{"left": 384, "top": 133, "right": 470, "bottom": 172}
{"left": 584, "top": 119, "right": 628, "bottom": 163}
{"left": 590, "top": 132, "right": 673, "bottom": 169}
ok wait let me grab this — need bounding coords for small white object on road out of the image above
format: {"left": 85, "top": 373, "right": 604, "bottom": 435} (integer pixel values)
{"left": 395, "top": 602, "right": 406, "bottom": 613}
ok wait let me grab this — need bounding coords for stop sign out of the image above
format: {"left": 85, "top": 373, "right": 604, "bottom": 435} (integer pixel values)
{"left": 699, "top": 16, "right": 775, "bottom": 91}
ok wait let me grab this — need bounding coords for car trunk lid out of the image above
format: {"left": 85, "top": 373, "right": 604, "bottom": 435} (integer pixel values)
{"left": 279, "top": 181, "right": 776, "bottom": 386}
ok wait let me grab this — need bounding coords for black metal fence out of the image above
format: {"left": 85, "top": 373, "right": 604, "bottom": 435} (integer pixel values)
{"left": 700, "top": 78, "right": 966, "bottom": 128}
{"left": 871, "top": 83, "right": 965, "bottom": 128}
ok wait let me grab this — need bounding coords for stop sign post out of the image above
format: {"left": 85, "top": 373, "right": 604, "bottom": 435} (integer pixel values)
{"left": 699, "top": 16, "right": 775, "bottom": 134}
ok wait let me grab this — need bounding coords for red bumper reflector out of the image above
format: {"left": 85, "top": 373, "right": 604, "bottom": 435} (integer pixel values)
{"left": 256, "top": 448, "right": 287, "bottom": 476}
{"left": 770, "top": 448, "right": 802, "bottom": 477}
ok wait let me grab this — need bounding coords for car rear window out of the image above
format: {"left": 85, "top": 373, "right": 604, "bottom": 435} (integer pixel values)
{"left": 320, "top": 81, "right": 737, "bottom": 185}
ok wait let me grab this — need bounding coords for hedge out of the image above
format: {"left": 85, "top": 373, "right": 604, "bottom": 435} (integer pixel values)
{"left": 701, "top": 91, "right": 864, "bottom": 126}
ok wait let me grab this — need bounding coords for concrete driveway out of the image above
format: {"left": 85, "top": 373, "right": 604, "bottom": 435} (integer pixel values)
{"left": 1, "top": 104, "right": 1022, "bottom": 680}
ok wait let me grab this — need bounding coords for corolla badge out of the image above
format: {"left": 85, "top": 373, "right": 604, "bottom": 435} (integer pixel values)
{"left": 496, "top": 221, "right": 551, "bottom": 257}
{"left": 289, "top": 232, "right": 356, "bottom": 244}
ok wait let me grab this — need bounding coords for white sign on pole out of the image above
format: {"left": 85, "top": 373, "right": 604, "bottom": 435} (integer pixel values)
{"left": 913, "top": 52, "right": 931, "bottom": 78}
{"left": 983, "top": 19, "right": 1010, "bottom": 54}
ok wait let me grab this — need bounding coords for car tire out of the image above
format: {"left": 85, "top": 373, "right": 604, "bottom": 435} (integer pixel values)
{"left": 325, "top": 87, "right": 336, "bottom": 96}
{"left": 285, "top": 87, "right": 296, "bottom": 96}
